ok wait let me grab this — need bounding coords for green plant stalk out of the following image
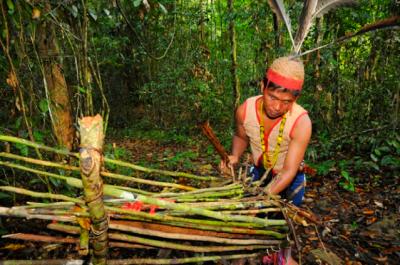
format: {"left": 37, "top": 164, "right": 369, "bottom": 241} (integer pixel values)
{"left": 106, "top": 252, "right": 262, "bottom": 265}
{"left": 108, "top": 207, "right": 285, "bottom": 230}
{"left": 0, "top": 160, "right": 192, "bottom": 193}
{"left": 109, "top": 232, "right": 278, "bottom": 252}
{"left": 105, "top": 157, "right": 218, "bottom": 181}
{"left": 2, "top": 205, "right": 285, "bottom": 238}
{"left": 0, "top": 153, "right": 194, "bottom": 192}
{"left": 109, "top": 223, "right": 282, "bottom": 245}
{"left": 0, "top": 166, "right": 284, "bottom": 227}
{"left": 101, "top": 171, "right": 196, "bottom": 191}
{"left": 0, "top": 206, "right": 76, "bottom": 223}
{"left": 221, "top": 208, "right": 282, "bottom": 215}
{"left": 0, "top": 135, "right": 215, "bottom": 181}
{"left": 79, "top": 228, "right": 89, "bottom": 256}
{"left": 176, "top": 199, "right": 276, "bottom": 211}
{"left": 155, "top": 183, "right": 242, "bottom": 198}
{"left": 0, "top": 253, "right": 262, "bottom": 265}
{"left": 0, "top": 186, "right": 84, "bottom": 204}
{"left": 174, "top": 189, "right": 243, "bottom": 201}
{"left": 0, "top": 177, "right": 286, "bottom": 228}
{"left": 113, "top": 192, "right": 286, "bottom": 227}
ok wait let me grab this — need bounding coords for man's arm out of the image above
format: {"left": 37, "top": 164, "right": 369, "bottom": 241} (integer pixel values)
{"left": 265, "top": 114, "right": 312, "bottom": 194}
{"left": 220, "top": 103, "right": 249, "bottom": 169}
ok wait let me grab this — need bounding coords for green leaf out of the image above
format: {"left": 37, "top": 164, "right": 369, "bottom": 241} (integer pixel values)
{"left": 89, "top": 8, "right": 97, "bottom": 21}
{"left": 380, "top": 155, "right": 400, "bottom": 167}
{"left": 14, "top": 116, "right": 22, "bottom": 130}
{"left": 374, "top": 148, "right": 381, "bottom": 156}
{"left": 39, "top": 99, "right": 49, "bottom": 113}
{"left": 15, "top": 143, "right": 29, "bottom": 156}
{"left": 6, "top": 0, "right": 14, "bottom": 14}
{"left": 159, "top": 3, "right": 168, "bottom": 14}
{"left": 133, "top": 0, "right": 142, "bottom": 7}
{"left": 370, "top": 153, "right": 378, "bottom": 162}
{"left": 0, "top": 192, "right": 12, "bottom": 200}
{"left": 78, "top": 86, "right": 86, "bottom": 93}
{"left": 341, "top": 170, "right": 350, "bottom": 181}
{"left": 71, "top": 5, "right": 78, "bottom": 18}
{"left": 33, "top": 130, "right": 44, "bottom": 143}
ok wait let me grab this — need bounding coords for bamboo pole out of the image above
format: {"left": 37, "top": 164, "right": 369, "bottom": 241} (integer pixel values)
{"left": 0, "top": 206, "right": 286, "bottom": 239}
{"left": 0, "top": 253, "right": 262, "bottom": 265}
{"left": 108, "top": 206, "right": 284, "bottom": 229}
{"left": 79, "top": 115, "right": 108, "bottom": 265}
{"left": 110, "top": 222, "right": 281, "bottom": 245}
{"left": 109, "top": 232, "right": 278, "bottom": 252}
{"left": 0, "top": 186, "right": 84, "bottom": 204}
{"left": 0, "top": 185, "right": 287, "bottom": 229}
{"left": 0, "top": 153, "right": 195, "bottom": 191}
{"left": 0, "top": 206, "right": 76, "bottom": 222}
{"left": 0, "top": 135, "right": 216, "bottom": 181}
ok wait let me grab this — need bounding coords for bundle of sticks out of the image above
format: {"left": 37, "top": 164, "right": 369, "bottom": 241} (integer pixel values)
{"left": 0, "top": 134, "right": 318, "bottom": 264}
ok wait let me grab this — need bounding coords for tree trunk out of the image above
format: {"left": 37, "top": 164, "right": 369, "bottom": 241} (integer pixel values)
{"left": 227, "top": 0, "right": 240, "bottom": 111}
{"left": 79, "top": 115, "right": 108, "bottom": 265}
{"left": 37, "top": 3, "right": 74, "bottom": 151}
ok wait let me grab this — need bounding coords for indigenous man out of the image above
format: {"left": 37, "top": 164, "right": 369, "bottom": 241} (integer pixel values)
{"left": 221, "top": 56, "right": 312, "bottom": 206}
{"left": 221, "top": 56, "right": 311, "bottom": 265}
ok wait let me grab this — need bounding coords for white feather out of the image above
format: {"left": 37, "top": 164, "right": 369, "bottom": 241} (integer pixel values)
{"left": 267, "top": 0, "right": 296, "bottom": 50}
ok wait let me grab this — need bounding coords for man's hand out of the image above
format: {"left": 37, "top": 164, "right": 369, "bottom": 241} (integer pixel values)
{"left": 219, "top": 155, "right": 239, "bottom": 175}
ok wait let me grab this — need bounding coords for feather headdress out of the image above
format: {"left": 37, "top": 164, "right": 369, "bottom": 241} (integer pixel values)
{"left": 262, "top": 0, "right": 358, "bottom": 91}
{"left": 267, "top": 0, "right": 358, "bottom": 55}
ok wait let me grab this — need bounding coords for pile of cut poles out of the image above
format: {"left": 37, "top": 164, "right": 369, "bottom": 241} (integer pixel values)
{"left": 0, "top": 117, "right": 306, "bottom": 264}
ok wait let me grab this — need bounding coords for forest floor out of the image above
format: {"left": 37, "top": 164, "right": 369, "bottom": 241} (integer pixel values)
{"left": 111, "top": 137, "right": 400, "bottom": 265}
{"left": 0, "top": 136, "right": 399, "bottom": 264}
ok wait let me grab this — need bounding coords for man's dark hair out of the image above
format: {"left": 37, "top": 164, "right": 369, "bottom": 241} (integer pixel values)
{"left": 262, "top": 77, "right": 301, "bottom": 97}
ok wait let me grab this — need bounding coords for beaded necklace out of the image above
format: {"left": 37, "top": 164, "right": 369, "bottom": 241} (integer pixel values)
{"left": 259, "top": 100, "right": 287, "bottom": 169}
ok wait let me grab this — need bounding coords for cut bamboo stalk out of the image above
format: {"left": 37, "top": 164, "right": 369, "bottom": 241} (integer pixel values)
{"left": 0, "top": 156, "right": 195, "bottom": 192}
{"left": 101, "top": 171, "right": 195, "bottom": 191}
{"left": 104, "top": 157, "right": 218, "bottom": 181}
{"left": 79, "top": 115, "right": 108, "bottom": 265}
{"left": 0, "top": 184, "right": 287, "bottom": 229}
{"left": 109, "top": 232, "right": 279, "bottom": 252}
{"left": 154, "top": 183, "right": 242, "bottom": 197}
{"left": 0, "top": 253, "right": 261, "bottom": 265}
{"left": 2, "top": 233, "right": 78, "bottom": 244}
{"left": 0, "top": 206, "right": 76, "bottom": 222}
{"left": 0, "top": 135, "right": 215, "bottom": 181}
{"left": 107, "top": 206, "right": 282, "bottom": 229}
{"left": 0, "top": 186, "right": 84, "bottom": 204}
{"left": 110, "top": 222, "right": 281, "bottom": 245}
{"left": 110, "top": 220, "right": 259, "bottom": 239}
{"left": 3, "top": 232, "right": 154, "bottom": 252}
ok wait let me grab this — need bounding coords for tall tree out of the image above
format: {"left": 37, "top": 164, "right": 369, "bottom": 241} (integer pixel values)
{"left": 227, "top": 0, "right": 240, "bottom": 110}
{"left": 37, "top": 3, "right": 74, "bottom": 151}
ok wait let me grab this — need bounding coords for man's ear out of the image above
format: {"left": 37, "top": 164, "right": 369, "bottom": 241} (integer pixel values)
{"left": 259, "top": 80, "right": 264, "bottom": 94}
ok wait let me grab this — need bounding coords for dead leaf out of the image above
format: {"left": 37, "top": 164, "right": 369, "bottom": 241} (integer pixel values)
{"left": 373, "top": 256, "right": 387, "bottom": 262}
{"left": 311, "top": 248, "right": 343, "bottom": 265}
{"left": 366, "top": 216, "right": 377, "bottom": 225}
{"left": 32, "top": 8, "right": 41, "bottom": 19}
{"left": 362, "top": 209, "right": 374, "bottom": 215}
{"left": 6, "top": 71, "right": 18, "bottom": 89}
{"left": 1, "top": 243, "right": 26, "bottom": 251}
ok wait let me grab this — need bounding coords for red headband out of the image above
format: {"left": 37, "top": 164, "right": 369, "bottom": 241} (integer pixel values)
{"left": 267, "top": 68, "right": 303, "bottom": 90}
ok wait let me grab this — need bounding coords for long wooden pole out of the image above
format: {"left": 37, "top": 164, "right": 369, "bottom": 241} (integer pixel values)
{"left": 79, "top": 115, "right": 108, "bottom": 265}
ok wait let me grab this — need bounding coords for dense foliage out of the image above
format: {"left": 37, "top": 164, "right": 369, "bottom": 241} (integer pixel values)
{"left": 0, "top": 0, "right": 399, "bottom": 185}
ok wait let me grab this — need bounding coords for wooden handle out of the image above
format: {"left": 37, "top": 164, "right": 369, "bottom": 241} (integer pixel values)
{"left": 200, "top": 121, "right": 229, "bottom": 163}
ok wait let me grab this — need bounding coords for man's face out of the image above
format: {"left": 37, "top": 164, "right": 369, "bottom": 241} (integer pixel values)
{"left": 262, "top": 88, "right": 297, "bottom": 119}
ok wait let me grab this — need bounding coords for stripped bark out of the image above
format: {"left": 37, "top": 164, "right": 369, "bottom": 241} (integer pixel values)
{"left": 79, "top": 115, "right": 108, "bottom": 265}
